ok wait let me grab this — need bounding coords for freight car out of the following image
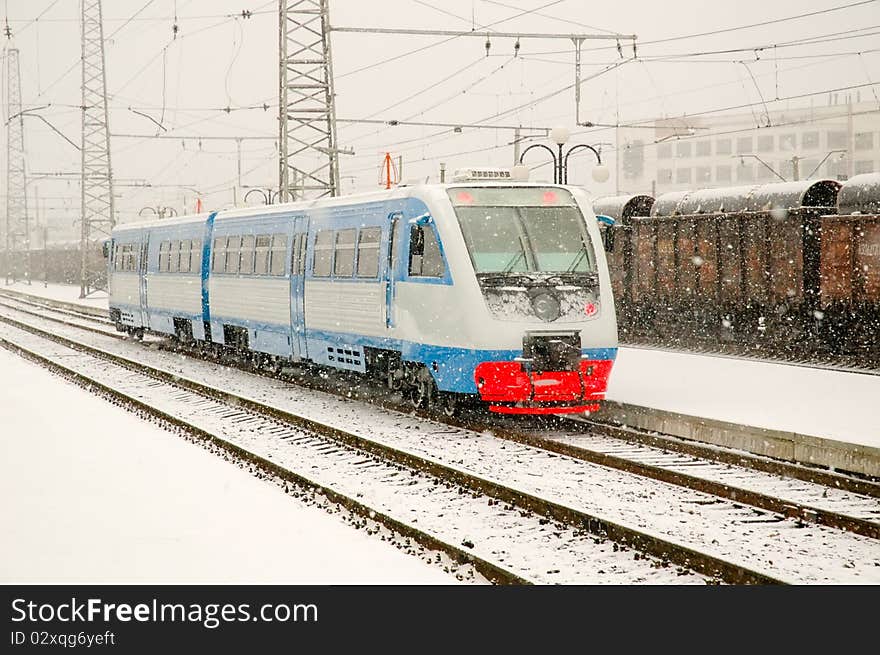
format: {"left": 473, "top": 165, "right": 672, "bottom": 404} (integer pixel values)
{"left": 595, "top": 173, "right": 880, "bottom": 362}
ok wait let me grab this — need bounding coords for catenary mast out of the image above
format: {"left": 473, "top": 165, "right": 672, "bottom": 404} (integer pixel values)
{"left": 80, "top": 0, "right": 115, "bottom": 297}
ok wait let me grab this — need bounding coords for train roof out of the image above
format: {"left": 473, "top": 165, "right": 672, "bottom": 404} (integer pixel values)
{"left": 111, "top": 182, "right": 593, "bottom": 233}
{"left": 591, "top": 194, "right": 654, "bottom": 224}
{"left": 650, "top": 179, "right": 841, "bottom": 217}
{"left": 837, "top": 172, "right": 880, "bottom": 215}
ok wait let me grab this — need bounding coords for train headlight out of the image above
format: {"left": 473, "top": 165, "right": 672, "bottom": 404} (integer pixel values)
{"left": 530, "top": 292, "right": 561, "bottom": 322}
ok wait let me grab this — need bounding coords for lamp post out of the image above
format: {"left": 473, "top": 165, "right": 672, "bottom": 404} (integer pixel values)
{"left": 243, "top": 188, "right": 280, "bottom": 205}
{"left": 138, "top": 206, "right": 177, "bottom": 219}
{"left": 516, "top": 126, "right": 610, "bottom": 184}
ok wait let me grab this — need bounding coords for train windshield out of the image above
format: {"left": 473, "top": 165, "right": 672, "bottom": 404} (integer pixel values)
{"left": 448, "top": 187, "right": 596, "bottom": 276}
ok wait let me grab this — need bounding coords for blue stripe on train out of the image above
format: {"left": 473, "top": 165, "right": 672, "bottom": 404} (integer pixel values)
{"left": 201, "top": 211, "right": 218, "bottom": 328}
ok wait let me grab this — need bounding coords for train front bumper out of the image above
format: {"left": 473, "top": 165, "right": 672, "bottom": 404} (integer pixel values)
{"left": 474, "top": 358, "right": 614, "bottom": 415}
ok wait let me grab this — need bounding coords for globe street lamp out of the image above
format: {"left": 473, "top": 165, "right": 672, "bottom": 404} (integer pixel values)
{"left": 518, "top": 126, "right": 609, "bottom": 184}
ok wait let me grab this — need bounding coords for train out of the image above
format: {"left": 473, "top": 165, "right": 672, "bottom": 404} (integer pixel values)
{"left": 106, "top": 168, "right": 619, "bottom": 415}
{"left": 594, "top": 172, "right": 880, "bottom": 362}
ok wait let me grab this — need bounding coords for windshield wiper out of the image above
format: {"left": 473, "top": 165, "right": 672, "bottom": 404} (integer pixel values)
{"left": 501, "top": 249, "right": 526, "bottom": 273}
{"left": 565, "top": 243, "right": 590, "bottom": 273}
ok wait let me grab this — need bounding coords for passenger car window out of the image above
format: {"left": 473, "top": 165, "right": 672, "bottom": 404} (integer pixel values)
{"left": 334, "top": 229, "right": 356, "bottom": 277}
{"left": 408, "top": 225, "right": 445, "bottom": 277}
{"left": 313, "top": 230, "right": 333, "bottom": 277}
{"left": 240, "top": 235, "right": 255, "bottom": 274}
{"left": 190, "top": 240, "right": 202, "bottom": 273}
{"left": 357, "top": 227, "right": 381, "bottom": 278}
{"left": 159, "top": 241, "right": 169, "bottom": 272}
{"left": 169, "top": 241, "right": 181, "bottom": 273}
{"left": 226, "top": 235, "right": 242, "bottom": 274}
{"left": 179, "top": 240, "right": 191, "bottom": 272}
{"left": 212, "top": 237, "right": 227, "bottom": 273}
{"left": 270, "top": 234, "right": 287, "bottom": 276}
{"left": 254, "top": 235, "right": 271, "bottom": 275}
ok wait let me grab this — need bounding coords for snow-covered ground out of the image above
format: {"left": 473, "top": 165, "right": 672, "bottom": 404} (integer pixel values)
{"left": 0, "top": 348, "right": 457, "bottom": 584}
{"left": 607, "top": 347, "right": 880, "bottom": 449}
{"left": 4, "top": 281, "right": 877, "bottom": 449}
{"left": 2, "top": 280, "right": 108, "bottom": 310}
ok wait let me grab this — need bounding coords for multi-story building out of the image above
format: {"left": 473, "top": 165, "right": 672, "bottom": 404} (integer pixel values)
{"left": 616, "top": 96, "right": 880, "bottom": 196}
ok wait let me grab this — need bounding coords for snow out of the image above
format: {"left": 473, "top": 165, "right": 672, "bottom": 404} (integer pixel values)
{"left": 0, "top": 348, "right": 458, "bottom": 584}
{"left": 2, "top": 280, "right": 108, "bottom": 311}
{"left": 607, "top": 346, "right": 880, "bottom": 449}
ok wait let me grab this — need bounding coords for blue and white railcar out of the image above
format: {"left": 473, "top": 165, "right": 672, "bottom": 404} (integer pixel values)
{"left": 108, "top": 171, "right": 618, "bottom": 414}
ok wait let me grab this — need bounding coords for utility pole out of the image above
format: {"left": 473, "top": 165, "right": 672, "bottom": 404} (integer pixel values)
{"left": 278, "top": 0, "right": 340, "bottom": 201}
{"left": 80, "top": 0, "right": 115, "bottom": 298}
{"left": 513, "top": 127, "right": 521, "bottom": 165}
{"left": 5, "top": 47, "right": 29, "bottom": 286}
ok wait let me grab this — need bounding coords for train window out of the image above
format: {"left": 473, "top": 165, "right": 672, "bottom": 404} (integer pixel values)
{"left": 123, "top": 244, "right": 135, "bottom": 272}
{"left": 270, "top": 234, "right": 287, "bottom": 276}
{"left": 357, "top": 227, "right": 381, "bottom": 278}
{"left": 240, "top": 235, "right": 255, "bottom": 274}
{"left": 313, "top": 230, "right": 333, "bottom": 277}
{"left": 334, "top": 229, "right": 356, "bottom": 277}
{"left": 226, "top": 235, "right": 242, "bottom": 274}
{"left": 180, "top": 240, "right": 192, "bottom": 273}
{"left": 158, "top": 241, "right": 170, "bottom": 272}
{"left": 212, "top": 237, "right": 227, "bottom": 273}
{"left": 408, "top": 225, "right": 445, "bottom": 278}
{"left": 169, "top": 241, "right": 180, "bottom": 273}
{"left": 254, "top": 234, "right": 271, "bottom": 275}
{"left": 191, "top": 240, "right": 202, "bottom": 273}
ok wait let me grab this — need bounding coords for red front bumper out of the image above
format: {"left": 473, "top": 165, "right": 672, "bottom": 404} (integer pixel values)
{"left": 474, "top": 359, "right": 614, "bottom": 415}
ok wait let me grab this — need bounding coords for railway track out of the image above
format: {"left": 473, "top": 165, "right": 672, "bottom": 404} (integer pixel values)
{"left": 0, "top": 316, "right": 711, "bottom": 585}
{"left": 2, "top": 294, "right": 878, "bottom": 583}
{"left": 3, "top": 291, "right": 878, "bottom": 514}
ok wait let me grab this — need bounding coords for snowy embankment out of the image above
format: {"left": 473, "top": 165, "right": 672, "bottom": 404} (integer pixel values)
{"left": 0, "top": 348, "right": 457, "bottom": 584}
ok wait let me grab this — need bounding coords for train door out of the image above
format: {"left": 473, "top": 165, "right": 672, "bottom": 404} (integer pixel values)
{"left": 385, "top": 212, "right": 402, "bottom": 329}
{"left": 290, "top": 215, "right": 309, "bottom": 359}
{"left": 138, "top": 233, "right": 149, "bottom": 326}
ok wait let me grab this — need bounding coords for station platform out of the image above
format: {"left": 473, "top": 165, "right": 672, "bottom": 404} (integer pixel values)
{"left": 3, "top": 280, "right": 878, "bottom": 476}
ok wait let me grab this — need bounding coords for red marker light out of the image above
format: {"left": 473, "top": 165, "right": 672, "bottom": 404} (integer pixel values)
{"left": 456, "top": 191, "right": 474, "bottom": 205}
{"left": 584, "top": 302, "right": 598, "bottom": 317}
{"left": 542, "top": 190, "right": 558, "bottom": 205}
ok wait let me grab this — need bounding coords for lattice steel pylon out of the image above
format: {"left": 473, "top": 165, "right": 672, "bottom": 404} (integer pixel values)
{"left": 278, "top": 0, "right": 340, "bottom": 201}
{"left": 80, "top": 0, "right": 114, "bottom": 297}
{"left": 5, "top": 47, "right": 29, "bottom": 285}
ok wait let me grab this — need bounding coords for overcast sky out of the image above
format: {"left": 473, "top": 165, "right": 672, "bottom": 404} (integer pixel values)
{"left": 3, "top": 0, "right": 878, "bottom": 226}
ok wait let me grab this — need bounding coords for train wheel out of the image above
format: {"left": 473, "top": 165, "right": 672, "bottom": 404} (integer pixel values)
{"left": 406, "top": 365, "right": 435, "bottom": 410}
{"left": 437, "top": 392, "right": 458, "bottom": 417}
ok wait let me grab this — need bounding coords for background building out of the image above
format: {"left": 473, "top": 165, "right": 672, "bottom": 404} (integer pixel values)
{"left": 617, "top": 95, "right": 880, "bottom": 196}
